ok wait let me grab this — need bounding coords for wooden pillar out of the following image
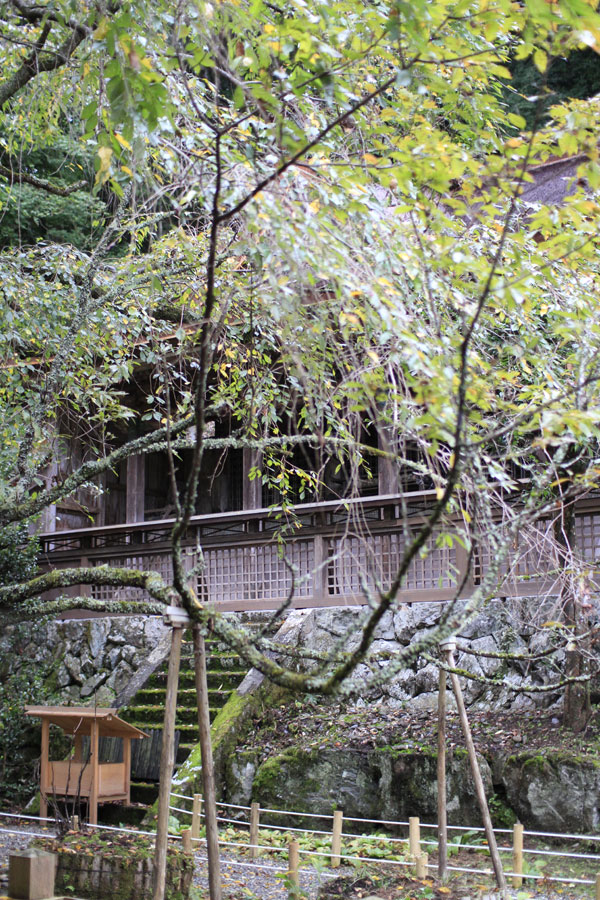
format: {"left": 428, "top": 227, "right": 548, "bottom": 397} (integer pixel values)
{"left": 243, "top": 448, "right": 262, "bottom": 511}
{"left": 378, "top": 427, "right": 397, "bottom": 496}
{"left": 90, "top": 719, "right": 99, "bottom": 826}
{"left": 40, "top": 718, "right": 49, "bottom": 820}
{"left": 153, "top": 625, "right": 183, "bottom": 900}
{"left": 126, "top": 454, "right": 145, "bottom": 523}
{"left": 123, "top": 737, "right": 131, "bottom": 804}
{"left": 193, "top": 626, "right": 222, "bottom": 900}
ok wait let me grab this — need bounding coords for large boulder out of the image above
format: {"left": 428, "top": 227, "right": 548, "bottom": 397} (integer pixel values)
{"left": 500, "top": 751, "right": 600, "bottom": 832}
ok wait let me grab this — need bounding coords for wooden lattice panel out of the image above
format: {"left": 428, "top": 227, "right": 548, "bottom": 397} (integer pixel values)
{"left": 574, "top": 513, "right": 600, "bottom": 564}
{"left": 327, "top": 531, "right": 455, "bottom": 597}
{"left": 90, "top": 553, "right": 173, "bottom": 602}
{"left": 200, "top": 541, "right": 313, "bottom": 605}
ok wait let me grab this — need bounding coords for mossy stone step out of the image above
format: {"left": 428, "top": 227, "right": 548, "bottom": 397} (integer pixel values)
{"left": 135, "top": 684, "right": 237, "bottom": 704}
{"left": 130, "top": 781, "right": 159, "bottom": 805}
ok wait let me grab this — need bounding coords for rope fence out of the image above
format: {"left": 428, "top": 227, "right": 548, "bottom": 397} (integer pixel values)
{"left": 3, "top": 801, "right": 600, "bottom": 893}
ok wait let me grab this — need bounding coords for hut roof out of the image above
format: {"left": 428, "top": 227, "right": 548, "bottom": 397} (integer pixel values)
{"left": 25, "top": 705, "right": 147, "bottom": 739}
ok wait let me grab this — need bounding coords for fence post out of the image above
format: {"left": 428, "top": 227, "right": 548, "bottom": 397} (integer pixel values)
{"left": 512, "top": 823, "right": 523, "bottom": 889}
{"left": 71, "top": 815, "right": 79, "bottom": 832}
{"left": 595, "top": 871, "right": 600, "bottom": 900}
{"left": 409, "top": 816, "right": 420, "bottom": 858}
{"left": 288, "top": 840, "right": 299, "bottom": 896}
{"left": 192, "top": 794, "right": 203, "bottom": 841}
{"left": 331, "top": 810, "right": 343, "bottom": 868}
{"left": 182, "top": 829, "right": 192, "bottom": 854}
{"left": 250, "top": 802, "right": 260, "bottom": 860}
{"left": 416, "top": 853, "right": 428, "bottom": 879}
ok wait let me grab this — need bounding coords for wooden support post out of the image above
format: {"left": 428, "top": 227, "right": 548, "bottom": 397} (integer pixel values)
{"left": 512, "top": 823, "right": 524, "bottom": 889}
{"left": 192, "top": 794, "right": 203, "bottom": 841}
{"left": 123, "top": 737, "right": 131, "bottom": 804}
{"left": 182, "top": 829, "right": 192, "bottom": 854}
{"left": 71, "top": 815, "right": 79, "bottom": 832}
{"left": 152, "top": 624, "right": 183, "bottom": 900}
{"left": 595, "top": 871, "right": 600, "bottom": 900}
{"left": 73, "top": 734, "right": 83, "bottom": 763}
{"left": 193, "top": 625, "right": 222, "bottom": 900}
{"left": 409, "top": 817, "right": 420, "bottom": 858}
{"left": 288, "top": 840, "right": 299, "bottom": 894}
{"left": 416, "top": 853, "right": 428, "bottom": 879}
{"left": 331, "top": 810, "right": 343, "bottom": 868}
{"left": 447, "top": 644, "right": 507, "bottom": 894}
{"left": 126, "top": 454, "right": 145, "bottom": 522}
{"left": 438, "top": 643, "right": 449, "bottom": 882}
{"left": 40, "top": 718, "right": 49, "bottom": 820}
{"left": 89, "top": 718, "right": 99, "bottom": 826}
{"left": 250, "top": 802, "right": 260, "bottom": 860}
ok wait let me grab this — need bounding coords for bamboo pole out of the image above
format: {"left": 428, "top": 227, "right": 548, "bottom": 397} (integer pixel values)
{"left": 409, "top": 816, "right": 420, "bottom": 858}
{"left": 447, "top": 643, "right": 507, "bottom": 894}
{"left": 193, "top": 625, "right": 222, "bottom": 900}
{"left": 331, "top": 810, "right": 343, "bottom": 868}
{"left": 288, "top": 840, "right": 299, "bottom": 895}
{"left": 152, "top": 623, "right": 183, "bottom": 900}
{"left": 192, "top": 794, "right": 203, "bottom": 841}
{"left": 250, "top": 802, "right": 260, "bottom": 859}
{"left": 512, "top": 823, "right": 524, "bottom": 889}
{"left": 416, "top": 853, "right": 428, "bottom": 879}
{"left": 437, "top": 644, "right": 448, "bottom": 882}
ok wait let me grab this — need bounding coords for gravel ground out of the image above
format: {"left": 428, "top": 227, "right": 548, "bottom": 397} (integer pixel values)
{"left": 0, "top": 822, "right": 589, "bottom": 900}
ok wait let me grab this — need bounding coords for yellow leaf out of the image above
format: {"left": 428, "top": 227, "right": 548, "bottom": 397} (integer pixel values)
{"left": 95, "top": 146, "right": 113, "bottom": 186}
{"left": 93, "top": 17, "right": 108, "bottom": 39}
{"left": 115, "top": 132, "right": 132, "bottom": 152}
{"left": 363, "top": 152, "right": 379, "bottom": 164}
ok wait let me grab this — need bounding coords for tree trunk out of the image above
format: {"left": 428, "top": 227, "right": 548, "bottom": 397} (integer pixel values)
{"left": 553, "top": 488, "right": 590, "bottom": 733}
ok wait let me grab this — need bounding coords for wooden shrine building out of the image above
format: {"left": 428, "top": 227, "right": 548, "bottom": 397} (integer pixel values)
{"left": 26, "top": 706, "right": 147, "bottom": 824}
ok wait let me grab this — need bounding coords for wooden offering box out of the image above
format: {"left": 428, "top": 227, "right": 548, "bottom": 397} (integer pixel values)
{"left": 25, "top": 706, "right": 147, "bottom": 825}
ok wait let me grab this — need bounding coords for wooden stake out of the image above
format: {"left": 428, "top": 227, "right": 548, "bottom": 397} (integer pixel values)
{"left": 152, "top": 624, "right": 183, "bottom": 900}
{"left": 409, "top": 817, "right": 420, "bottom": 858}
{"left": 416, "top": 853, "right": 428, "bottom": 879}
{"left": 192, "top": 793, "right": 203, "bottom": 841}
{"left": 193, "top": 625, "right": 222, "bottom": 900}
{"left": 595, "top": 871, "right": 600, "bottom": 900}
{"left": 250, "top": 802, "right": 260, "bottom": 859}
{"left": 512, "top": 823, "right": 524, "bottom": 889}
{"left": 437, "top": 659, "right": 448, "bottom": 882}
{"left": 288, "top": 840, "right": 299, "bottom": 894}
{"left": 447, "top": 647, "right": 507, "bottom": 894}
{"left": 182, "top": 829, "right": 192, "bottom": 854}
{"left": 331, "top": 810, "right": 343, "bottom": 868}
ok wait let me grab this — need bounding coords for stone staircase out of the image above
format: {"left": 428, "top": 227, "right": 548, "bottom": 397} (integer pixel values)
{"left": 115, "top": 630, "right": 249, "bottom": 817}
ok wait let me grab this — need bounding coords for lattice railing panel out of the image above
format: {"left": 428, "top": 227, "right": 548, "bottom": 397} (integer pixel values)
{"left": 574, "top": 513, "right": 600, "bottom": 565}
{"left": 327, "top": 531, "right": 455, "bottom": 597}
{"left": 90, "top": 553, "right": 173, "bottom": 602}
{"left": 199, "top": 541, "right": 313, "bottom": 605}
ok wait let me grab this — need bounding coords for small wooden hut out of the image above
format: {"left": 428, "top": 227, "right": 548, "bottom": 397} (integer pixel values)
{"left": 26, "top": 706, "right": 147, "bottom": 824}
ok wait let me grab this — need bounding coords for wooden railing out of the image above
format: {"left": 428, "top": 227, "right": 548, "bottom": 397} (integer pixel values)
{"left": 39, "top": 493, "right": 600, "bottom": 612}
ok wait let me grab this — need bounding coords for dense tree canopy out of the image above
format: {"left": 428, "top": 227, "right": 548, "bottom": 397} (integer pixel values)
{"left": 1, "top": 0, "right": 600, "bottom": 701}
